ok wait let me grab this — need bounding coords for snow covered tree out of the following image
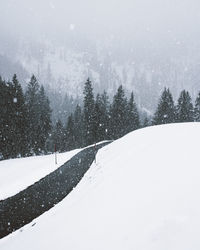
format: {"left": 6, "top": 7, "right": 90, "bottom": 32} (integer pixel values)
{"left": 110, "top": 85, "right": 128, "bottom": 139}
{"left": 194, "top": 92, "right": 200, "bottom": 121}
{"left": 126, "top": 92, "right": 140, "bottom": 133}
{"left": 176, "top": 90, "right": 194, "bottom": 122}
{"left": 83, "top": 78, "right": 96, "bottom": 145}
{"left": 153, "top": 88, "right": 176, "bottom": 125}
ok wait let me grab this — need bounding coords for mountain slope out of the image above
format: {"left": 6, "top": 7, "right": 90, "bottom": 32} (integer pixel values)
{"left": 1, "top": 123, "right": 200, "bottom": 249}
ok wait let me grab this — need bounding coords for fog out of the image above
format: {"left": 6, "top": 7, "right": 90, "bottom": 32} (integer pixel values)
{"left": 1, "top": 0, "right": 200, "bottom": 43}
{"left": 1, "top": 0, "right": 200, "bottom": 113}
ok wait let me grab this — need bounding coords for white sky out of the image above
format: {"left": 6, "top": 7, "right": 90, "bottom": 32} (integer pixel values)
{"left": 0, "top": 0, "right": 200, "bottom": 58}
{"left": 0, "top": 0, "right": 199, "bottom": 37}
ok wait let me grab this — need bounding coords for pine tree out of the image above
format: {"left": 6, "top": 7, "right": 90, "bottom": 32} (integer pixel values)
{"left": 176, "top": 90, "right": 194, "bottom": 122}
{"left": 52, "top": 119, "right": 66, "bottom": 152}
{"left": 10, "top": 74, "right": 28, "bottom": 157}
{"left": 110, "top": 85, "right": 128, "bottom": 139}
{"left": 0, "top": 77, "right": 9, "bottom": 159}
{"left": 25, "top": 75, "right": 41, "bottom": 154}
{"left": 65, "top": 114, "right": 75, "bottom": 150}
{"left": 142, "top": 116, "right": 150, "bottom": 128}
{"left": 94, "top": 94, "right": 102, "bottom": 142}
{"left": 194, "top": 92, "right": 200, "bottom": 121}
{"left": 126, "top": 92, "right": 140, "bottom": 133}
{"left": 0, "top": 75, "right": 28, "bottom": 159}
{"left": 83, "top": 78, "right": 96, "bottom": 145}
{"left": 100, "top": 91, "right": 110, "bottom": 140}
{"left": 37, "top": 85, "right": 52, "bottom": 153}
{"left": 153, "top": 88, "right": 176, "bottom": 125}
{"left": 73, "top": 105, "right": 84, "bottom": 148}
{"left": 25, "top": 75, "right": 51, "bottom": 154}
{"left": 94, "top": 91, "right": 110, "bottom": 142}
{"left": 2, "top": 80, "right": 14, "bottom": 158}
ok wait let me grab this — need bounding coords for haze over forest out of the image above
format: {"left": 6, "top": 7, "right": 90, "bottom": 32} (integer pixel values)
{"left": 1, "top": 0, "right": 200, "bottom": 118}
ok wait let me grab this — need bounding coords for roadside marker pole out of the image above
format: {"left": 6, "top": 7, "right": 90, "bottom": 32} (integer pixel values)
{"left": 55, "top": 144, "right": 57, "bottom": 165}
{"left": 94, "top": 143, "right": 96, "bottom": 164}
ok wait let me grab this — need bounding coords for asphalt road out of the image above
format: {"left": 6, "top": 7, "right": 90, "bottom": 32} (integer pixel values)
{"left": 0, "top": 142, "right": 109, "bottom": 239}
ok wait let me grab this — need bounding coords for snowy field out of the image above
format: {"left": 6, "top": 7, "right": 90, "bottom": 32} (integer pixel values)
{"left": 0, "top": 149, "right": 81, "bottom": 200}
{"left": 1, "top": 123, "right": 200, "bottom": 249}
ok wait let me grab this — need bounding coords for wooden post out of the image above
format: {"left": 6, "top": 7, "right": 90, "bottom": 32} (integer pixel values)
{"left": 94, "top": 143, "right": 96, "bottom": 163}
{"left": 55, "top": 144, "right": 57, "bottom": 165}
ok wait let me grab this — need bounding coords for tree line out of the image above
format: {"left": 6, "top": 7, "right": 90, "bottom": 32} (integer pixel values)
{"left": 50, "top": 78, "right": 140, "bottom": 152}
{"left": 1, "top": 75, "right": 200, "bottom": 160}
{"left": 0, "top": 75, "right": 51, "bottom": 159}
{"left": 0, "top": 76, "right": 140, "bottom": 159}
{"left": 152, "top": 87, "right": 200, "bottom": 125}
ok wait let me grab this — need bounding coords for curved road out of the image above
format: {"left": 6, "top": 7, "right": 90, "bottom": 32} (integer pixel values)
{"left": 0, "top": 142, "right": 109, "bottom": 239}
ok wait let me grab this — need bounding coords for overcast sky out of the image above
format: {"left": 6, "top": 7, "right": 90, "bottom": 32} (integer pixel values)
{"left": 0, "top": 0, "right": 200, "bottom": 57}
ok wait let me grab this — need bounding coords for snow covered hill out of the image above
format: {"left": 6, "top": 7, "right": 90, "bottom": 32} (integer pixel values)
{"left": 1, "top": 123, "right": 200, "bottom": 250}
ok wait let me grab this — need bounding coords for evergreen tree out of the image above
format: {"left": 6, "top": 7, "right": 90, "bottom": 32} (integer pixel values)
{"left": 110, "top": 85, "right": 128, "bottom": 139}
{"left": 153, "top": 88, "right": 176, "bottom": 125}
{"left": 73, "top": 105, "right": 84, "bottom": 148}
{"left": 10, "top": 74, "right": 28, "bottom": 157}
{"left": 94, "top": 91, "right": 110, "bottom": 142}
{"left": 65, "top": 114, "right": 75, "bottom": 150}
{"left": 2, "top": 80, "right": 14, "bottom": 158}
{"left": 52, "top": 119, "right": 66, "bottom": 152}
{"left": 0, "top": 75, "right": 28, "bottom": 159}
{"left": 25, "top": 75, "right": 41, "bottom": 154}
{"left": 142, "top": 116, "right": 150, "bottom": 128}
{"left": 176, "top": 90, "right": 194, "bottom": 122}
{"left": 0, "top": 77, "right": 9, "bottom": 159}
{"left": 94, "top": 94, "right": 102, "bottom": 142}
{"left": 194, "top": 92, "right": 200, "bottom": 121}
{"left": 26, "top": 75, "right": 51, "bottom": 154}
{"left": 83, "top": 78, "right": 96, "bottom": 145}
{"left": 100, "top": 91, "right": 110, "bottom": 139}
{"left": 37, "top": 85, "right": 52, "bottom": 153}
{"left": 126, "top": 92, "right": 140, "bottom": 133}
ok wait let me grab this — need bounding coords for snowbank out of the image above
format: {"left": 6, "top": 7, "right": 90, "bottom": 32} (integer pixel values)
{"left": 1, "top": 123, "right": 200, "bottom": 250}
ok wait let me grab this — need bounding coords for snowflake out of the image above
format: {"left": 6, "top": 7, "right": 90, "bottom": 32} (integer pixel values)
{"left": 13, "top": 98, "right": 17, "bottom": 103}
{"left": 69, "top": 24, "right": 75, "bottom": 31}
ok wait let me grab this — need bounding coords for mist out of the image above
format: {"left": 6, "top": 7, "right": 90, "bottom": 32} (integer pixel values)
{"left": 1, "top": 0, "right": 200, "bottom": 113}
{"left": 1, "top": 0, "right": 199, "bottom": 44}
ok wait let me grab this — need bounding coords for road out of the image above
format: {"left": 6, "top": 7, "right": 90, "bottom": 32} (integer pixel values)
{"left": 0, "top": 142, "right": 109, "bottom": 239}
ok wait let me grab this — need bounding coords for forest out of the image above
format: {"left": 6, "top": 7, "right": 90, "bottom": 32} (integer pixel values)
{"left": 0, "top": 74, "right": 200, "bottom": 160}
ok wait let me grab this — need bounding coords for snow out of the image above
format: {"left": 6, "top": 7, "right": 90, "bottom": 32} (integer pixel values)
{"left": 1, "top": 123, "right": 200, "bottom": 249}
{"left": 0, "top": 149, "right": 81, "bottom": 200}
{"left": 69, "top": 24, "right": 75, "bottom": 31}
{"left": 13, "top": 98, "right": 17, "bottom": 103}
